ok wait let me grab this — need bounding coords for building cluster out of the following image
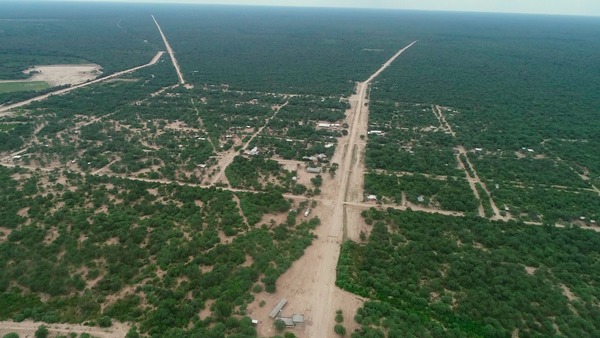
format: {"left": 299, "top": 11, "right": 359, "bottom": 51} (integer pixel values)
{"left": 268, "top": 298, "right": 305, "bottom": 328}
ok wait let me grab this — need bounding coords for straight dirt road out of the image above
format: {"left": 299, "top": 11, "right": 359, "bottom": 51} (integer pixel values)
{"left": 152, "top": 15, "right": 185, "bottom": 85}
{"left": 246, "top": 41, "right": 418, "bottom": 338}
{"left": 0, "top": 51, "right": 165, "bottom": 115}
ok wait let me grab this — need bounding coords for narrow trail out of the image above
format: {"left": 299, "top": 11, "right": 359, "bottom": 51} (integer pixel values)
{"left": 151, "top": 15, "right": 185, "bottom": 85}
{"left": 0, "top": 51, "right": 165, "bottom": 115}
{"left": 210, "top": 100, "right": 288, "bottom": 186}
{"left": 92, "top": 159, "right": 119, "bottom": 175}
{"left": 455, "top": 146, "right": 507, "bottom": 220}
{"left": 190, "top": 98, "right": 217, "bottom": 151}
{"left": 367, "top": 169, "right": 450, "bottom": 181}
{"left": 455, "top": 152, "right": 486, "bottom": 217}
{"left": 433, "top": 105, "right": 456, "bottom": 136}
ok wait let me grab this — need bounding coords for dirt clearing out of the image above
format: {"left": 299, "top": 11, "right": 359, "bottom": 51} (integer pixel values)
{"left": 22, "top": 64, "right": 102, "bottom": 86}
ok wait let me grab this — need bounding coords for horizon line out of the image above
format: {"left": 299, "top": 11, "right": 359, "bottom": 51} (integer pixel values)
{"left": 3, "top": 0, "right": 600, "bottom": 19}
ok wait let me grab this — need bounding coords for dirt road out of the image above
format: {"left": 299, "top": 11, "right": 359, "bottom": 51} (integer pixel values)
{"left": 245, "top": 41, "right": 419, "bottom": 338}
{"left": 152, "top": 15, "right": 185, "bottom": 85}
{"left": 0, "top": 51, "right": 165, "bottom": 115}
{"left": 0, "top": 320, "right": 129, "bottom": 338}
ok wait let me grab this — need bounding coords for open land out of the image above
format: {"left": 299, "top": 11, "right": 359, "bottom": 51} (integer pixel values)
{"left": 1, "top": 3, "right": 600, "bottom": 338}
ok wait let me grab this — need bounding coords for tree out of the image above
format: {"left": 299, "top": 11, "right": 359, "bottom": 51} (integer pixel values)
{"left": 310, "top": 175, "right": 322, "bottom": 187}
{"left": 125, "top": 326, "right": 140, "bottom": 338}
{"left": 335, "top": 309, "right": 344, "bottom": 323}
{"left": 98, "top": 315, "right": 112, "bottom": 328}
{"left": 334, "top": 324, "right": 346, "bottom": 336}
{"left": 274, "top": 319, "right": 286, "bottom": 331}
{"left": 34, "top": 325, "right": 48, "bottom": 338}
{"left": 3, "top": 333, "right": 19, "bottom": 338}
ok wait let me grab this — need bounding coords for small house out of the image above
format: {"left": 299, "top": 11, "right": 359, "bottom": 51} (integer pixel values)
{"left": 292, "top": 314, "right": 304, "bottom": 324}
{"left": 306, "top": 167, "right": 322, "bottom": 174}
{"left": 244, "top": 147, "right": 260, "bottom": 156}
{"left": 277, "top": 317, "right": 295, "bottom": 327}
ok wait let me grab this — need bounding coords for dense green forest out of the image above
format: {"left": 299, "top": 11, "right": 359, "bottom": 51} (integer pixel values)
{"left": 0, "top": 166, "right": 314, "bottom": 337}
{"left": 338, "top": 209, "right": 600, "bottom": 337}
{"left": 116, "top": 6, "right": 415, "bottom": 96}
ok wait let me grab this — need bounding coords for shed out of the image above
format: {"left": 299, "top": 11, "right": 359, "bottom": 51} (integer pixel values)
{"left": 367, "top": 195, "right": 377, "bottom": 201}
{"left": 269, "top": 299, "right": 287, "bottom": 318}
{"left": 292, "top": 314, "right": 304, "bottom": 324}
{"left": 306, "top": 167, "right": 322, "bottom": 174}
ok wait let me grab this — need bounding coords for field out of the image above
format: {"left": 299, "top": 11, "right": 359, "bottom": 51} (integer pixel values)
{"left": 1, "top": 2, "right": 600, "bottom": 338}
{"left": 0, "top": 82, "right": 50, "bottom": 94}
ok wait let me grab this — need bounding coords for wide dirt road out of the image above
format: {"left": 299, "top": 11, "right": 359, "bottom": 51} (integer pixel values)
{"left": 247, "top": 41, "right": 418, "bottom": 338}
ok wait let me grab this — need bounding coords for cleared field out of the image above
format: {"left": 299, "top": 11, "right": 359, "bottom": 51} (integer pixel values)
{"left": 0, "top": 81, "right": 50, "bottom": 94}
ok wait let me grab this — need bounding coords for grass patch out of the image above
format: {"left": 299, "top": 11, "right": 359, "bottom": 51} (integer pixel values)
{"left": 0, "top": 81, "right": 51, "bottom": 94}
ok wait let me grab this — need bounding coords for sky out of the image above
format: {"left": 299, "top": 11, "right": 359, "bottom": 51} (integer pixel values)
{"left": 26, "top": 0, "right": 600, "bottom": 17}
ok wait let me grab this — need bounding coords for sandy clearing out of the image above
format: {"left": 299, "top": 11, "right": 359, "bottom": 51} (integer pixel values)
{"left": 524, "top": 266, "right": 537, "bottom": 275}
{"left": 24, "top": 64, "right": 102, "bottom": 86}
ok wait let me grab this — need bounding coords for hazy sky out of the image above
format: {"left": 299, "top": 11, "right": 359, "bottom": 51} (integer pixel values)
{"left": 31, "top": 0, "right": 600, "bottom": 17}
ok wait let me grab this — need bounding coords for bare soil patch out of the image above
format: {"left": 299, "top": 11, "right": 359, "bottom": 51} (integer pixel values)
{"left": 23, "top": 64, "right": 103, "bottom": 86}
